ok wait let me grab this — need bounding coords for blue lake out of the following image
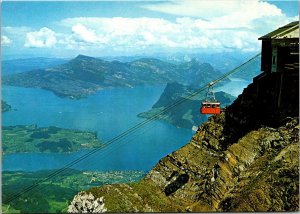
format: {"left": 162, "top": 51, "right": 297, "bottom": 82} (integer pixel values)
{"left": 2, "top": 85, "right": 193, "bottom": 171}
{"left": 215, "top": 78, "right": 251, "bottom": 97}
{"left": 2, "top": 78, "right": 249, "bottom": 172}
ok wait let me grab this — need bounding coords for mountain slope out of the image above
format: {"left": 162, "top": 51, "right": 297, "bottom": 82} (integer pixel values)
{"left": 69, "top": 70, "right": 299, "bottom": 212}
{"left": 2, "top": 55, "right": 225, "bottom": 99}
{"left": 84, "top": 115, "right": 299, "bottom": 212}
{"left": 138, "top": 82, "right": 235, "bottom": 129}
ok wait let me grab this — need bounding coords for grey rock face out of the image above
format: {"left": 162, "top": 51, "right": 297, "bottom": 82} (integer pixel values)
{"left": 68, "top": 191, "right": 107, "bottom": 213}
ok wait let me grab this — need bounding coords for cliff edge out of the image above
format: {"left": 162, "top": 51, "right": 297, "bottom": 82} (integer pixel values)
{"left": 68, "top": 69, "right": 299, "bottom": 212}
{"left": 76, "top": 111, "right": 298, "bottom": 212}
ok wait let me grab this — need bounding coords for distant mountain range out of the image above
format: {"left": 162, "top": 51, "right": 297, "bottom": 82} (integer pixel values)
{"left": 102, "top": 51, "right": 261, "bottom": 75}
{"left": 3, "top": 55, "right": 227, "bottom": 99}
{"left": 138, "top": 82, "right": 236, "bottom": 129}
{"left": 2, "top": 57, "right": 68, "bottom": 76}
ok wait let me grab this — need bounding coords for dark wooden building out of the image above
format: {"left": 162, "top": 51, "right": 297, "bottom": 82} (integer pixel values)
{"left": 259, "top": 21, "right": 299, "bottom": 73}
{"left": 226, "top": 21, "right": 299, "bottom": 142}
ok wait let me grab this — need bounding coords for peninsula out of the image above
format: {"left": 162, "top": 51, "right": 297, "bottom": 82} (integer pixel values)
{"left": 2, "top": 125, "right": 103, "bottom": 154}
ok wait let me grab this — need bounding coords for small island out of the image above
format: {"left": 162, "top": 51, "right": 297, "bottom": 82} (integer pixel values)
{"left": 2, "top": 100, "right": 12, "bottom": 112}
{"left": 2, "top": 125, "right": 104, "bottom": 154}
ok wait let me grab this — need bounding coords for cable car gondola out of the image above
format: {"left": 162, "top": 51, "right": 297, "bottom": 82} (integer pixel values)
{"left": 200, "top": 83, "right": 221, "bottom": 114}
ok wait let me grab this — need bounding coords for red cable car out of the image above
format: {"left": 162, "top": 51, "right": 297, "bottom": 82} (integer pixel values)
{"left": 200, "top": 83, "right": 221, "bottom": 114}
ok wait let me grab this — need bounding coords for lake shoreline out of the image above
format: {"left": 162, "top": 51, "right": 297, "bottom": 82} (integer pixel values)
{"left": 2, "top": 85, "right": 193, "bottom": 172}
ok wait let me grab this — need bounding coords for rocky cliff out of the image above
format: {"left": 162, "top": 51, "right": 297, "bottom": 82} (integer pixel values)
{"left": 69, "top": 71, "right": 299, "bottom": 212}
{"left": 67, "top": 192, "right": 107, "bottom": 213}
{"left": 80, "top": 113, "right": 298, "bottom": 212}
{"left": 224, "top": 70, "right": 299, "bottom": 144}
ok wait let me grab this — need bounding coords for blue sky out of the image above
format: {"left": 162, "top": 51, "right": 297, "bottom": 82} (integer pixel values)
{"left": 1, "top": 0, "right": 299, "bottom": 59}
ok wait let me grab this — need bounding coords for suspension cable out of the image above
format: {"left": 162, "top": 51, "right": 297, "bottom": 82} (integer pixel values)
{"left": 3, "top": 53, "right": 261, "bottom": 204}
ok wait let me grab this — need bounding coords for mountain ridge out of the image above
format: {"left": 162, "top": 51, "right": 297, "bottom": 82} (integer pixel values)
{"left": 2, "top": 55, "right": 227, "bottom": 99}
{"left": 138, "top": 81, "right": 235, "bottom": 129}
{"left": 69, "top": 69, "right": 299, "bottom": 212}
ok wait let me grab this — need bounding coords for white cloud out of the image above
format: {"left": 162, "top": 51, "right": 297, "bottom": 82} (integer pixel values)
{"left": 72, "top": 23, "right": 99, "bottom": 43}
{"left": 2, "top": 26, "right": 32, "bottom": 35}
{"left": 4, "top": 0, "right": 297, "bottom": 55}
{"left": 25, "top": 27, "right": 57, "bottom": 48}
{"left": 60, "top": 17, "right": 182, "bottom": 48}
{"left": 57, "top": 16, "right": 279, "bottom": 52}
{"left": 55, "top": 0, "right": 296, "bottom": 54}
{"left": 2, "top": 26, "right": 32, "bottom": 47}
{"left": 142, "top": 0, "right": 283, "bottom": 20}
{"left": 142, "top": 0, "right": 295, "bottom": 31}
{"left": 1, "top": 35, "right": 12, "bottom": 46}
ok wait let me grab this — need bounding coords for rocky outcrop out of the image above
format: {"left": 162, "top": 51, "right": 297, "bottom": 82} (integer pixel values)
{"left": 67, "top": 191, "right": 107, "bottom": 213}
{"left": 70, "top": 70, "right": 299, "bottom": 212}
{"left": 224, "top": 71, "right": 299, "bottom": 143}
{"left": 81, "top": 114, "right": 299, "bottom": 212}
